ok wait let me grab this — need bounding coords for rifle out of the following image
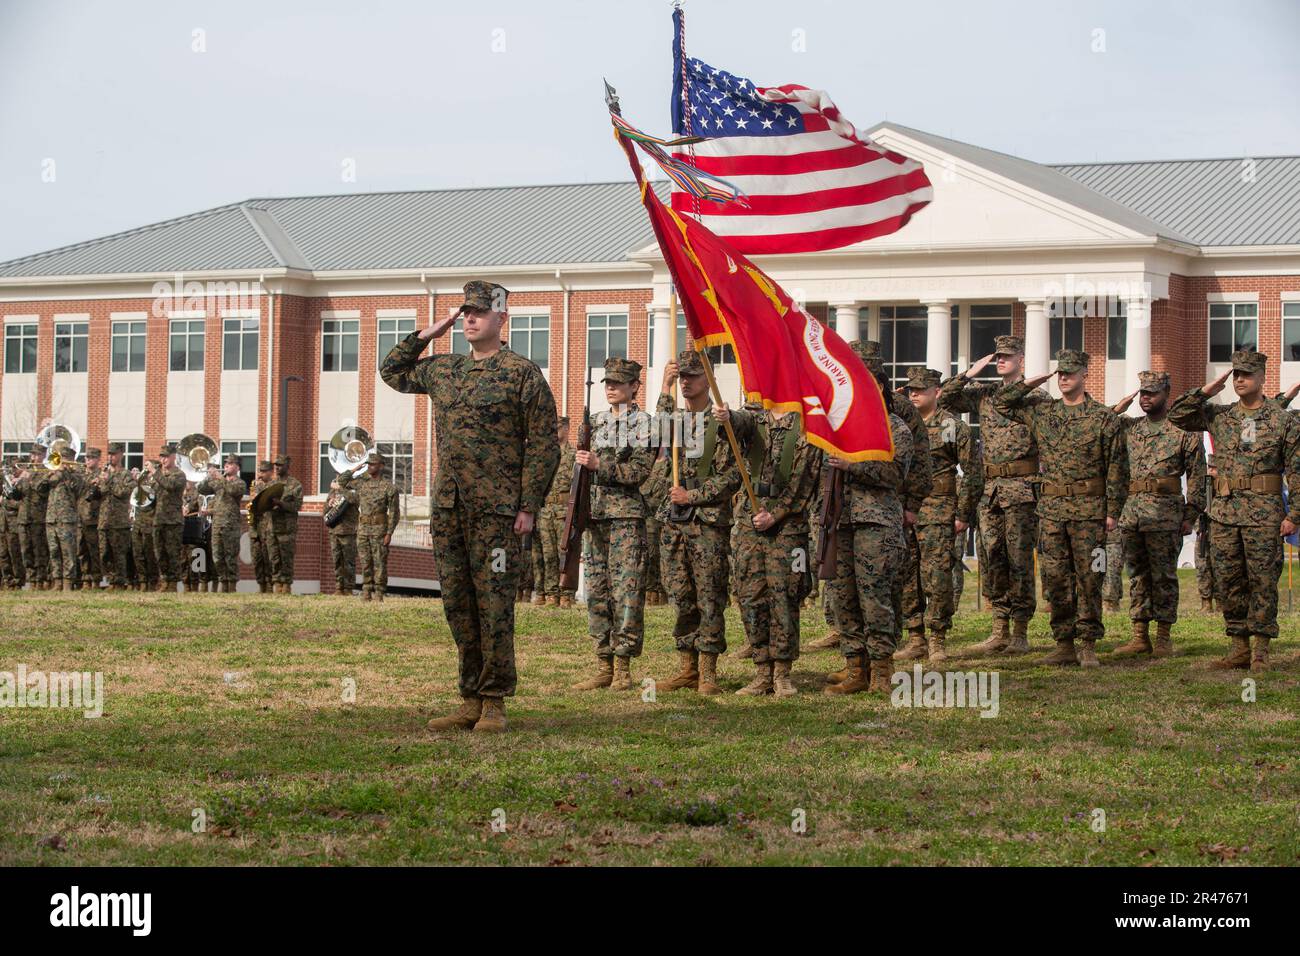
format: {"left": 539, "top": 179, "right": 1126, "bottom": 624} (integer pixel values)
{"left": 558, "top": 372, "right": 595, "bottom": 590}
{"left": 815, "top": 464, "right": 844, "bottom": 580}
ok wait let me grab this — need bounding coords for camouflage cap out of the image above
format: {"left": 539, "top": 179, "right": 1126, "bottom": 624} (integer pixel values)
{"left": 557, "top": 416, "right": 570, "bottom": 429}
{"left": 223, "top": 453, "right": 241, "bottom": 465}
{"left": 602, "top": 356, "right": 643, "bottom": 384}
{"left": 1137, "top": 370, "right": 1170, "bottom": 393}
{"left": 460, "top": 280, "right": 509, "bottom": 313}
{"left": 274, "top": 455, "right": 291, "bottom": 467}
{"left": 906, "top": 367, "right": 943, "bottom": 390}
{"left": 850, "top": 339, "right": 884, "bottom": 373}
{"left": 1055, "top": 349, "right": 1090, "bottom": 373}
{"left": 994, "top": 334, "right": 1024, "bottom": 356}
{"left": 106, "top": 442, "right": 125, "bottom": 454}
{"left": 1231, "top": 350, "right": 1266, "bottom": 374}
{"left": 83, "top": 447, "right": 102, "bottom": 459}
{"left": 159, "top": 443, "right": 178, "bottom": 456}
{"left": 257, "top": 460, "right": 273, "bottom": 471}
{"left": 366, "top": 451, "right": 386, "bottom": 466}
{"left": 676, "top": 349, "right": 706, "bottom": 376}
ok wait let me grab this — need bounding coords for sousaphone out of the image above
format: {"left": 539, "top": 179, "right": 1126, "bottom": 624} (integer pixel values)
{"left": 327, "top": 425, "right": 373, "bottom": 479}
{"left": 177, "top": 433, "right": 219, "bottom": 482}
{"left": 37, "top": 423, "right": 81, "bottom": 469}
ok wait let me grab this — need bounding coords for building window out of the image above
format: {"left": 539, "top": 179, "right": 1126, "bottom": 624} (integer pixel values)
{"left": 1107, "top": 301, "right": 1127, "bottom": 361}
{"left": 509, "top": 315, "right": 549, "bottom": 368}
{"left": 377, "top": 316, "right": 416, "bottom": 368}
{"left": 322, "top": 319, "right": 359, "bottom": 371}
{"left": 2, "top": 440, "right": 33, "bottom": 464}
{"left": 54, "top": 321, "right": 88, "bottom": 373}
{"left": 111, "top": 440, "right": 144, "bottom": 475}
{"left": 1283, "top": 302, "right": 1300, "bottom": 362}
{"left": 111, "top": 320, "right": 146, "bottom": 372}
{"left": 1047, "top": 300, "right": 1084, "bottom": 356}
{"left": 4, "top": 323, "right": 37, "bottom": 374}
{"left": 219, "top": 440, "right": 257, "bottom": 485}
{"left": 588, "top": 313, "right": 629, "bottom": 370}
{"left": 1208, "top": 302, "right": 1257, "bottom": 362}
{"left": 878, "top": 305, "right": 928, "bottom": 391}
{"left": 319, "top": 441, "right": 341, "bottom": 494}
{"left": 376, "top": 441, "right": 414, "bottom": 494}
{"left": 169, "top": 319, "right": 205, "bottom": 371}
{"left": 674, "top": 310, "right": 735, "bottom": 366}
{"left": 222, "top": 318, "right": 259, "bottom": 371}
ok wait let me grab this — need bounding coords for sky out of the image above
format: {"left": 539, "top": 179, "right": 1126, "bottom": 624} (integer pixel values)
{"left": 1, "top": 0, "right": 1298, "bottom": 263}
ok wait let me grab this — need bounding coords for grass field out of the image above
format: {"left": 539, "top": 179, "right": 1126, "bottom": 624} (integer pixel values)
{"left": 1, "top": 570, "right": 1296, "bottom": 866}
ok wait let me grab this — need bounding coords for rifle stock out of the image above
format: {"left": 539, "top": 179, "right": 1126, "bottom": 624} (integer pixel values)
{"left": 558, "top": 404, "right": 593, "bottom": 590}
{"left": 815, "top": 465, "right": 844, "bottom": 580}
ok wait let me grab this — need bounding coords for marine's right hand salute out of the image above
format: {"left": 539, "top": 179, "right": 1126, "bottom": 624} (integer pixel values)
{"left": 418, "top": 307, "right": 463, "bottom": 342}
{"left": 1201, "top": 367, "right": 1234, "bottom": 397}
{"left": 964, "top": 352, "right": 996, "bottom": 379}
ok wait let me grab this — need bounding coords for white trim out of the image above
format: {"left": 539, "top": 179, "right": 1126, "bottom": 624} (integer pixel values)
{"left": 3, "top": 313, "right": 39, "bottom": 324}
{"left": 504, "top": 305, "right": 551, "bottom": 317}
{"left": 585, "top": 304, "right": 630, "bottom": 315}
{"left": 220, "top": 308, "right": 260, "bottom": 318}
{"left": 166, "top": 309, "right": 206, "bottom": 319}
{"left": 1281, "top": 291, "right": 1300, "bottom": 303}
{"left": 375, "top": 308, "right": 417, "bottom": 318}
{"left": 1206, "top": 291, "right": 1259, "bottom": 303}
{"left": 109, "top": 311, "right": 148, "bottom": 321}
{"left": 321, "top": 310, "right": 360, "bottom": 319}
{"left": 52, "top": 312, "right": 89, "bottom": 322}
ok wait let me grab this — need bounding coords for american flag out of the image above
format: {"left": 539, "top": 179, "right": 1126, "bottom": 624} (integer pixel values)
{"left": 669, "top": 17, "right": 932, "bottom": 254}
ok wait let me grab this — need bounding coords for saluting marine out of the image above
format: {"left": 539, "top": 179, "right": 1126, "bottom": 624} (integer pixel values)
{"left": 1168, "top": 351, "right": 1300, "bottom": 671}
{"left": 1105, "top": 371, "right": 1206, "bottom": 658}
{"left": 382, "top": 280, "right": 559, "bottom": 734}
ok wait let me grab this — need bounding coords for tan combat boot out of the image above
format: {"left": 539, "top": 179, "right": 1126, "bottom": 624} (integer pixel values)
{"left": 698, "top": 652, "right": 722, "bottom": 695}
{"left": 1199, "top": 598, "right": 1213, "bottom": 613}
{"left": 531, "top": 593, "right": 546, "bottom": 606}
{"left": 1103, "top": 600, "right": 1121, "bottom": 614}
{"left": 1041, "top": 639, "right": 1079, "bottom": 666}
{"left": 868, "top": 658, "right": 894, "bottom": 693}
{"left": 772, "top": 660, "right": 797, "bottom": 698}
{"left": 965, "top": 618, "right": 1009, "bottom": 656}
{"left": 544, "top": 595, "right": 558, "bottom": 607}
{"left": 645, "top": 590, "right": 659, "bottom": 606}
{"left": 558, "top": 595, "right": 573, "bottom": 609}
{"left": 473, "top": 697, "right": 506, "bottom": 733}
{"left": 375, "top": 591, "right": 385, "bottom": 603}
{"left": 824, "top": 655, "right": 868, "bottom": 695}
{"left": 362, "top": 589, "right": 373, "bottom": 602}
{"left": 658, "top": 650, "right": 699, "bottom": 691}
{"left": 1001, "top": 619, "right": 1031, "bottom": 655}
{"left": 572, "top": 657, "right": 614, "bottom": 690}
{"left": 807, "top": 631, "right": 842, "bottom": 650}
{"left": 427, "top": 696, "right": 482, "bottom": 731}
{"left": 736, "top": 661, "right": 773, "bottom": 696}
{"left": 1111, "top": 620, "right": 1152, "bottom": 657}
{"left": 611, "top": 656, "right": 633, "bottom": 691}
{"left": 62, "top": 581, "right": 74, "bottom": 593}
{"left": 1077, "top": 640, "right": 1100, "bottom": 668}
{"left": 736, "top": 643, "right": 756, "bottom": 660}
{"left": 927, "top": 629, "right": 948, "bottom": 665}
{"left": 1250, "top": 636, "right": 1270, "bottom": 673}
{"left": 825, "top": 655, "right": 855, "bottom": 684}
{"left": 893, "top": 628, "right": 928, "bottom": 661}
{"left": 1209, "top": 636, "right": 1251, "bottom": 670}
{"left": 1153, "top": 622, "right": 1173, "bottom": 658}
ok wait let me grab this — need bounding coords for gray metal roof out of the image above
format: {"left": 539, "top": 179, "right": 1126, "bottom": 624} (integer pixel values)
{"left": 868, "top": 122, "right": 1198, "bottom": 245}
{"left": 0, "top": 182, "right": 666, "bottom": 278}
{"left": 1052, "top": 157, "right": 1300, "bottom": 246}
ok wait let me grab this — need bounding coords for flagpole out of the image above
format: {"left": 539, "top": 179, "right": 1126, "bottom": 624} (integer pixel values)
{"left": 699, "top": 349, "right": 759, "bottom": 511}
{"left": 668, "top": 288, "right": 680, "bottom": 487}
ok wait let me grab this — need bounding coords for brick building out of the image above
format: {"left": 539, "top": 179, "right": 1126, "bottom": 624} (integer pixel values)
{"left": 3, "top": 123, "right": 1298, "bottom": 590}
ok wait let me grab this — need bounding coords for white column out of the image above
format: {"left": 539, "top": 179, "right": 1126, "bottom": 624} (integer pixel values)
{"left": 650, "top": 304, "right": 672, "bottom": 396}
{"left": 1123, "top": 296, "right": 1151, "bottom": 414}
{"left": 924, "top": 300, "right": 950, "bottom": 373}
{"left": 1022, "top": 298, "right": 1050, "bottom": 378}
{"left": 832, "top": 302, "right": 861, "bottom": 343}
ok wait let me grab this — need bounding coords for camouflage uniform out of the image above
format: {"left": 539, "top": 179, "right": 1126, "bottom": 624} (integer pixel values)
{"left": 15, "top": 464, "right": 53, "bottom": 587}
{"left": 79, "top": 452, "right": 103, "bottom": 585}
{"left": 96, "top": 446, "right": 135, "bottom": 587}
{"left": 641, "top": 453, "right": 669, "bottom": 601}
{"left": 729, "top": 407, "right": 822, "bottom": 664}
{"left": 1117, "top": 374, "right": 1205, "bottom": 627}
{"left": 325, "top": 476, "right": 359, "bottom": 594}
{"left": 585, "top": 359, "right": 655, "bottom": 660}
{"left": 143, "top": 449, "right": 187, "bottom": 588}
{"left": 45, "top": 462, "right": 86, "bottom": 589}
{"left": 349, "top": 458, "right": 401, "bottom": 598}
{"left": 655, "top": 354, "right": 741, "bottom": 656}
{"left": 131, "top": 473, "right": 159, "bottom": 589}
{"left": 197, "top": 459, "right": 248, "bottom": 590}
{"left": 269, "top": 458, "right": 304, "bottom": 588}
{"left": 535, "top": 430, "right": 577, "bottom": 602}
{"left": 1169, "top": 351, "right": 1300, "bottom": 657}
{"left": 380, "top": 280, "right": 559, "bottom": 703}
{"left": 994, "top": 350, "right": 1127, "bottom": 657}
{"left": 1101, "top": 525, "right": 1125, "bottom": 608}
{"left": 248, "top": 463, "right": 275, "bottom": 591}
{"left": 182, "top": 486, "right": 209, "bottom": 591}
{"left": 0, "top": 498, "right": 11, "bottom": 587}
{"left": 831, "top": 413, "right": 915, "bottom": 660}
{"left": 900, "top": 367, "right": 982, "bottom": 644}
{"left": 940, "top": 338, "right": 1045, "bottom": 634}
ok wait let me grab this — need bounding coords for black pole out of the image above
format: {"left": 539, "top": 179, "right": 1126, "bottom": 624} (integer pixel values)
{"left": 280, "top": 375, "right": 303, "bottom": 457}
